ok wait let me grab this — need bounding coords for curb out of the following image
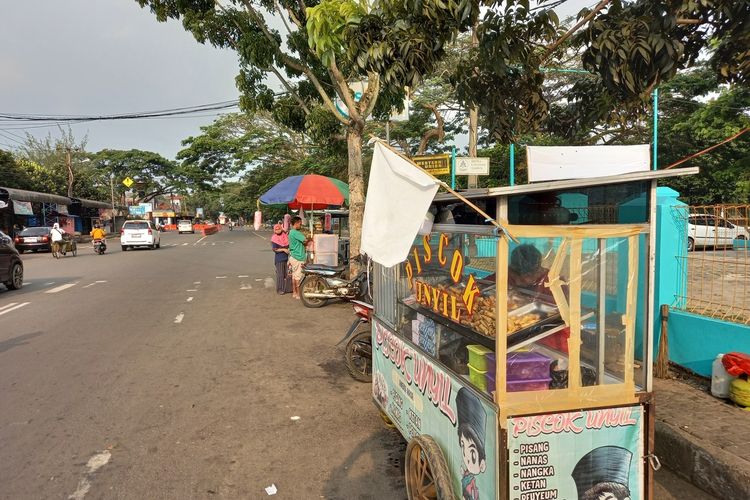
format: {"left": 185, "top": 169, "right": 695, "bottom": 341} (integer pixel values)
{"left": 655, "top": 420, "right": 750, "bottom": 498}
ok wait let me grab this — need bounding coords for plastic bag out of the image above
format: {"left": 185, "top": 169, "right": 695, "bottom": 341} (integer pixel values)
{"left": 722, "top": 352, "right": 750, "bottom": 377}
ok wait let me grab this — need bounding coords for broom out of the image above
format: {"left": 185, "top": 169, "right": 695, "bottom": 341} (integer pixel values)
{"left": 655, "top": 304, "right": 670, "bottom": 379}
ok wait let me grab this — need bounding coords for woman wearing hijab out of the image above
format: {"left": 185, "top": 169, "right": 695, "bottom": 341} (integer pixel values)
{"left": 271, "top": 223, "right": 290, "bottom": 295}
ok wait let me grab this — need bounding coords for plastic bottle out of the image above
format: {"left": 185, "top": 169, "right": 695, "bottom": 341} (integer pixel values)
{"left": 711, "top": 353, "right": 732, "bottom": 399}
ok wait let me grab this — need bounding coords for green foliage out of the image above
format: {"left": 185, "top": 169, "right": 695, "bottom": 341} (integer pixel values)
{"left": 306, "top": 0, "right": 367, "bottom": 67}
{"left": 0, "top": 149, "right": 34, "bottom": 190}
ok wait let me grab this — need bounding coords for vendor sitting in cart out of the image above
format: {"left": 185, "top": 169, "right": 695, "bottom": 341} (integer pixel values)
{"left": 482, "top": 244, "right": 552, "bottom": 296}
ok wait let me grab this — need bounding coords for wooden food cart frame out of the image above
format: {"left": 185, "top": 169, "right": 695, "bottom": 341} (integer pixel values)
{"left": 370, "top": 167, "right": 698, "bottom": 500}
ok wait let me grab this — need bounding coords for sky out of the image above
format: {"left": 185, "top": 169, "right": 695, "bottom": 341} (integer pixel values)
{"left": 0, "top": 0, "right": 594, "bottom": 161}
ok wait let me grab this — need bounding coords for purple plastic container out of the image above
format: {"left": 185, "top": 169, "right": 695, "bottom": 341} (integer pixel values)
{"left": 507, "top": 352, "right": 552, "bottom": 381}
{"left": 486, "top": 353, "right": 496, "bottom": 374}
{"left": 486, "top": 372, "right": 551, "bottom": 393}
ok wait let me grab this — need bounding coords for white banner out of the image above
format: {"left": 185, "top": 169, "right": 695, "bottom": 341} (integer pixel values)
{"left": 361, "top": 142, "right": 440, "bottom": 267}
{"left": 527, "top": 145, "right": 650, "bottom": 182}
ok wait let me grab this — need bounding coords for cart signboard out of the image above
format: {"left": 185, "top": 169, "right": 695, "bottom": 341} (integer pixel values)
{"left": 507, "top": 406, "right": 643, "bottom": 500}
{"left": 372, "top": 319, "right": 498, "bottom": 498}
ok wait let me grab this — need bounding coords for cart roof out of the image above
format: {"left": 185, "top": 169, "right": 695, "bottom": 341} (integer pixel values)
{"left": 434, "top": 167, "right": 698, "bottom": 202}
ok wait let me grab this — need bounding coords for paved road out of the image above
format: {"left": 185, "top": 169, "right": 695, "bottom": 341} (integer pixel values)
{"left": 0, "top": 229, "right": 715, "bottom": 499}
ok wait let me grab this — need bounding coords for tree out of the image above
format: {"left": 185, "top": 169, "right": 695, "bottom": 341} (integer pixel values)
{"left": 135, "top": 0, "right": 479, "bottom": 268}
{"left": 0, "top": 149, "right": 34, "bottom": 191}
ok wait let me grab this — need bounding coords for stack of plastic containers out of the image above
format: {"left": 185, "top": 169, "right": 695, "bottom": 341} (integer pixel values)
{"left": 467, "top": 345, "right": 553, "bottom": 395}
{"left": 313, "top": 234, "right": 339, "bottom": 266}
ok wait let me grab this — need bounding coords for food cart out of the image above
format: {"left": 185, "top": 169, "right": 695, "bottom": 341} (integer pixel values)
{"left": 368, "top": 167, "right": 696, "bottom": 500}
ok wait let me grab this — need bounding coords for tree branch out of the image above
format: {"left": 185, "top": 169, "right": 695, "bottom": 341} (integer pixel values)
{"left": 416, "top": 104, "right": 446, "bottom": 155}
{"left": 330, "top": 59, "right": 360, "bottom": 122}
{"left": 541, "top": 0, "right": 612, "bottom": 63}
{"left": 361, "top": 73, "right": 380, "bottom": 119}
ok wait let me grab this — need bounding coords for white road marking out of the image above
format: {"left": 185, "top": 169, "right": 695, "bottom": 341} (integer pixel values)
{"left": 174, "top": 313, "right": 184, "bottom": 324}
{"left": 194, "top": 236, "right": 208, "bottom": 246}
{"left": 186, "top": 289, "right": 197, "bottom": 292}
{"left": 193, "top": 281, "right": 201, "bottom": 285}
{"left": 46, "top": 282, "right": 55, "bottom": 285}
{"left": 252, "top": 232, "right": 267, "bottom": 240}
{"left": 240, "top": 283, "right": 253, "bottom": 290}
{"left": 0, "top": 302, "right": 30, "bottom": 316}
{"left": 186, "top": 297, "right": 193, "bottom": 302}
{"left": 45, "top": 283, "right": 77, "bottom": 294}
{"left": 263, "top": 277, "right": 275, "bottom": 289}
{"left": 238, "top": 275, "right": 249, "bottom": 278}
{"left": 211, "top": 242, "right": 216, "bottom": 246}
{"left": 254, "top": 279, "right": 263, "bottom": 282}
{"left": 68, "top": 450, "right": 111, "bottom": 500}
{"left": 216, "top": 276, "right": 226, "bottom": 279}
{"left": 182, "top": 242, "right": 189, "bottom": 246}
{"left": 22, "top": 282, "right": 31, "bottom": 286}
{"left": 82, "top": 281, "right": 107, "bottom": 289}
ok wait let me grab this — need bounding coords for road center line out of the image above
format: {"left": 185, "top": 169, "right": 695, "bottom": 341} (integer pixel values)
{"left": 186, "top": 297, "right": 193, "bottom": 302}
{"left": 0, "top": 303, "right": 29, "bottom": 316}
{"left": 193, "top": 281, "right": 201, "bottom": 285}
{"left": 186, "top": 289, "right": 197, "bottom": 292}
{"left": 193, "top": 236, "right": 208, "bottom": 246}
{"left": 216, "top": 276, "right": 226, "bottom": 279}
{"left": 237, "top": 275, "right": 249, "bottom": 278}
{"left": 174, "top": 313, "right": 184, "bottom": 324}
{"left": 45, "top": 283, "right": 77, "bottom": 294}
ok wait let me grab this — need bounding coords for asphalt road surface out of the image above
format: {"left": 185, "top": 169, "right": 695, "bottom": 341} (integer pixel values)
{"left": 0, "top": 228, "right": 715, "bottom": 499}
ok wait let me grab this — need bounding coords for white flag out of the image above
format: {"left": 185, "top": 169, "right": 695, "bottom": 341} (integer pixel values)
{"left": 361, "top": 142, "right": 440, "bottom": 267}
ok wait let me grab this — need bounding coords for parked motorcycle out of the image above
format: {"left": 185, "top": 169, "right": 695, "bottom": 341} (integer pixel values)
{"left": 93, "top": 239, "right": 107, "bottom": 255}
{"left": 338, "top": 300, "right": 373, "bottom": 382}
{"left": 299, "top": 258, "right": 372, "bottom": 308}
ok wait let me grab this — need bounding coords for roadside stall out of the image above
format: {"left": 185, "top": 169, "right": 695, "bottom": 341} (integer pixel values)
{"left": 362, "top": 142, "right": 697, "bottom": 500}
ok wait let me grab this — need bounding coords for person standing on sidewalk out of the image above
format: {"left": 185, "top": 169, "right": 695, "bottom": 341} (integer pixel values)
{"left": 271, "top": 223, "right": 290, "bottom": 295}
{"left": 288, "top": 216, "right": 309, "bottom": 299}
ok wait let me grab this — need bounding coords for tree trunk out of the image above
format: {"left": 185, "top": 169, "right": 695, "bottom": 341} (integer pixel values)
{"left": 346, "top": 122, "right": 365, "bottom": 275}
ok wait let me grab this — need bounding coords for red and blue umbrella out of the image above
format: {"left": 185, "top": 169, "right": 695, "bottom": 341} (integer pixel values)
{"left": 259, "top": 174, "right": 349, "bottom": 210}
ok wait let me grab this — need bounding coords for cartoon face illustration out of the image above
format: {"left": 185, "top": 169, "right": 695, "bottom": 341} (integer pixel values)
{"left": 572, "top": 446, "right": 633, "bottom": 500}
{"left": 459, "top": 425, "right": 486, "bottom": 475}
{"left": 456, "top": 387, "right": 487, "bottom": 500}
{"left": 372, "top": 370, "right": 388, "bottom": 408}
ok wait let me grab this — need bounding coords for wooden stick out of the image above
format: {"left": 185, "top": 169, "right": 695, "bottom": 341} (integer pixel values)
{"left": 373, "top": 138, "right": 519, "bottom": 243}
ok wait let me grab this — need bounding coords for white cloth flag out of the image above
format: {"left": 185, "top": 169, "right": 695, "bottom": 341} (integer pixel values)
{"left": 361, "top": 142, "right": 440, "bottom": 267}
{"left": 527, "top": 144, "right": 650, "bottom": 182}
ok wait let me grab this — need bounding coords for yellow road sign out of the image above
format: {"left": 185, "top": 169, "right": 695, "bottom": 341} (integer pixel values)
{"left": 122, "top": 176, "right": 134, "bottom": 188}
{"left": 413, "top": 153, "right": 451, "bottom": 176}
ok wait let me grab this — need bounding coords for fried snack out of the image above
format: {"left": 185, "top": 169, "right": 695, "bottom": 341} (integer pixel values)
{"left": 507, "top": 313, "right": 541, "bottom": 334}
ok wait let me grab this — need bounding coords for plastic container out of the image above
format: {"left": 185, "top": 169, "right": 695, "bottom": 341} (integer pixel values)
{"left": 486, "top": 372, "right": 495, "bottom": 393}
{"left": 467, "top": 345, "right": 493, "bottom": 372}
{"left": 486, "top": 353, "right": 496, "bottom": 374}
{"left": 468, "top": 364, "right": 488, "bottom": 392}
{"left": 729, "top": 377, "right": 750, "bottom": 407}
{"left": 507, "top": 351, "right": 553, "bottom": 382}
{"left": 507, "top": 377, "right": 551, "bottom": 392}
{"left": 313, "top": 234, "right": 338, "bottom": 253}
{"left": 314, "top": 252, "right": 338, "bottom": 266}
{"left": 711, "top": 353, "right": 732, "bottom": 399}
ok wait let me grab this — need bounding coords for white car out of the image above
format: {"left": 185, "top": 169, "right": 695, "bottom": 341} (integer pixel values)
{"left": 177, "top": 220, "right": 195, "bottom": 234}
{"left": 687, "top": 213, "right": 749, "bottom": 251}
{"left": 120, "top": 220, "right": 161, "bottom": 251}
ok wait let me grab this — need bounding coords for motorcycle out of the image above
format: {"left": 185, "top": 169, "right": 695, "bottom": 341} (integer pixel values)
{"left": 299, "top": 258, "right": 372, "bottom": 308}
{"left": 93, "top": 238, "right": 107, "bottom": 255}
{"left": 338, "top": 300, "right": 373, "bottom": 382}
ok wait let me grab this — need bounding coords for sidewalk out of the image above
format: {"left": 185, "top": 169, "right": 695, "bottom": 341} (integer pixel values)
{"left": 655, "top": 375, "right": 750, "bottom": 498}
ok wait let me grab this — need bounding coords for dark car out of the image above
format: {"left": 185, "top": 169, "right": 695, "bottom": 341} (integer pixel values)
{"left": 0, "top": 230, "right": 24, "bottom": 290}
{"left": 14, "top": 226, "right": 52, "bottom": 253}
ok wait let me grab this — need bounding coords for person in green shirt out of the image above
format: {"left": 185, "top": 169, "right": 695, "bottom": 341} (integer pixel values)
{"left": 287, "top": 216, "right": 309, "bottom": 299}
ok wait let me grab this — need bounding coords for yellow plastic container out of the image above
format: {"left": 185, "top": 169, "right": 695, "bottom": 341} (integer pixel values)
{"left": 468, "top": 363, "right": 488, "bottom": 392}
{"left": 467, "top": 344, "right": 493, "bottom": 372}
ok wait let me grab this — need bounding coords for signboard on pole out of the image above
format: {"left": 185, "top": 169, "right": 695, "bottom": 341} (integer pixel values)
{"left": 128, "top": 205, "right": 145, "bottom": 216}
{"left": 122, "top": 176, "right": 134, "bottom": 188}
{"left": 456, "top": 157, "right": 490, "bottom": 175}
{"left": 413, "top": 153, "right": 451, "bottom": 176}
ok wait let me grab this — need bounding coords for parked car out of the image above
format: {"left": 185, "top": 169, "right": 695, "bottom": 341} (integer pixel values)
{"left": 687, "top": 213, "right": 750, "bottom": 251}
{"left": 13, "top": 226, "right": 52, "bottom": 253}
{"left": 0, "top": 230, "right": 23, "bottom": 290}
{"left": 177, "top": 219, "right": 195, "bottom": 234}
{"left": 120, "top": 220, "right": 161, "bottom": 250}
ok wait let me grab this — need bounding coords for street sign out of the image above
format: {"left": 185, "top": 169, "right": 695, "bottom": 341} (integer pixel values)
{"left": 413, "top": 153, "right": 451, "bottom": 176}
{"left": 128, "top": 205, "right": 145, "bottom": 216}
{"left": 455, "top": 157, "right": 490, "bottom": 175}
{"left": 122, "top": 176, "right": 134, "bottom": 188}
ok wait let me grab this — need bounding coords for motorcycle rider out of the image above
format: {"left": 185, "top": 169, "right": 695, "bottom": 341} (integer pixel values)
{"left": 90, "top": 224, "right": 107, "bottom": 251}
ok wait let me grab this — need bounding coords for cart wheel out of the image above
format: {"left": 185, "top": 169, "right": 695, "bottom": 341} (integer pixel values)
{"left": 300, "top": 276, "right": 328, "bottom": 308}
{"left": 71, "top": 242, "right": 77, "bottom": 256}
{"left": 405, "top": 435, "right": 453, "bottom": 500}
{"left": 345, "top": 326, "right": 372, "bottom": 382}
{"left": 378, "top": 410, "right": 396, "bottom": 429}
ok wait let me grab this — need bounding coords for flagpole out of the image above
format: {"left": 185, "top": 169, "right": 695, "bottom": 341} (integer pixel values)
{"left": 374, "top": 138, "right": 518, "bottom": 243}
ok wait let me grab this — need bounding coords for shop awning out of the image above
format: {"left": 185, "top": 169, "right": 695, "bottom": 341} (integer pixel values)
{"left": 0, "top": 186, "right": 71, "bottom": 205}
{"left": 69, "top": 197, "right": 111, "bottom": 209}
